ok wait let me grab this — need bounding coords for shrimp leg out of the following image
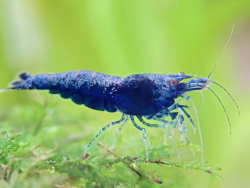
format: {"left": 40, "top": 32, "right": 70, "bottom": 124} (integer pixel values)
{"left": 130, "top": 115, "right": 149, "bottom": 162}
{"left": 111, "top": 116, "right": 129, "bottom": 147}
{"left": 84, "top": 114, "right": 126, "bottom": 155}
{"left": 137, "top": 116, "right": 180, "bottom": 160}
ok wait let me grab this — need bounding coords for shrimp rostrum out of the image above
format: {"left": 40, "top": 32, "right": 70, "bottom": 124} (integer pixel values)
{"left": 0, "top": 69, "right": 239, "bottom": 161}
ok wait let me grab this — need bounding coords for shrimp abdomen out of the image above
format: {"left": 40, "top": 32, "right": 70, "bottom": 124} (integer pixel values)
{"left": 9, "top": 70, "right": 122, "bottom": 112}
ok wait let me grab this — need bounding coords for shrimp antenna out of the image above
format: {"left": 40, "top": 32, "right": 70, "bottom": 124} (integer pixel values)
{"left": 208, "top": 22, "right": 235, "bottom": 79}
{"left": 211, "top": 80, "right": 240, "bottom": 115}
{"left": 206, "top": 86, "right": 232, "bottom": 134}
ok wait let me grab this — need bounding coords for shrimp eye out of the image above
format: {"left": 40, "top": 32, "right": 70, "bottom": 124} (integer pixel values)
{"left": 169, "top": 79, "right": 178, "bottom": 86}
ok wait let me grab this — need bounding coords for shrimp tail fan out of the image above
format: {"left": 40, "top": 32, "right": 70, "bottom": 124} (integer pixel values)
{"left": 0, "top": 72, "right": 34, "bottom": 93}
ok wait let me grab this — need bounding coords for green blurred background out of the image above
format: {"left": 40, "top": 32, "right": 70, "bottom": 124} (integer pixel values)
{"left": 0, "top": 0, "right": 250, "bottom": 187}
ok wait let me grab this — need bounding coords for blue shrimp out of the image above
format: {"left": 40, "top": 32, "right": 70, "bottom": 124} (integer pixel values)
{"left": 0, "top": 68, "right": 239, "bottom": 162}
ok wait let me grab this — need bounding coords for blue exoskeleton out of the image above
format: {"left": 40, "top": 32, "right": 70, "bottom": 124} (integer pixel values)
{"left": 0, "top": 69, "right": 239, "bottom": 161}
